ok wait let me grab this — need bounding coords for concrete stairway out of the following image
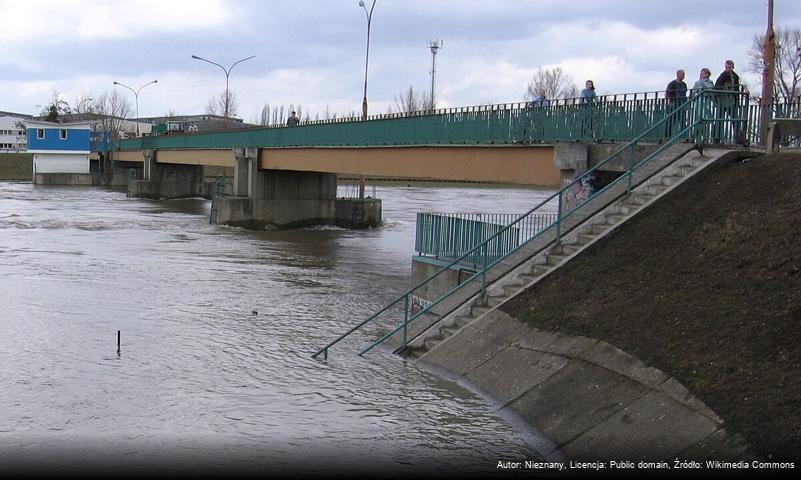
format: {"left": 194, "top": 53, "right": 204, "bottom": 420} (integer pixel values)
{"left": 403, "top": 148, "right": 731, "bottom": 358}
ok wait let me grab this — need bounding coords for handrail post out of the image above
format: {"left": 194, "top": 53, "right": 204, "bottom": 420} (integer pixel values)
{"left": 627, "top": 146, "right": 634, "bottom": 193}
{"left": 556, "top": 190, "right": 563, "bottom": 241}
{"left": 403, "top": 294, "right": 409, "bottom": 349}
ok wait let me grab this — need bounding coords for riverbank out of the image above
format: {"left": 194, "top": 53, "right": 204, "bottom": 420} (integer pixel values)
{"left": 497, "top": 151, "right": 800, "bottom": 461}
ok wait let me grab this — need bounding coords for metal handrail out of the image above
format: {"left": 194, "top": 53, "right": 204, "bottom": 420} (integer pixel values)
{"left": 112, "top": 87, "right": 759, "bottom": 151}
{"left": 312, "top": 89, "right": 746, "bottom": 360}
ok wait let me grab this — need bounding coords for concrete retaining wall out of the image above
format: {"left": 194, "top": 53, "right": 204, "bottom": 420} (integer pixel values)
{"left": 0, "top": 153, "right": 32, "bottom": 180}
{"left": 418, "top": 310, "right": 756, "bottom": 461}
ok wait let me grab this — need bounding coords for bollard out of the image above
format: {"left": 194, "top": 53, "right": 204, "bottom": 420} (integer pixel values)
{"left": 117, "top": 330, "right": 121, "bottom": 355}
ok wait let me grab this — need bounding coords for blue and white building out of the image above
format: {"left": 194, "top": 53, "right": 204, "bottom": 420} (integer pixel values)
{"left": 26, "top": 120, "right": 92, "bottom": 174}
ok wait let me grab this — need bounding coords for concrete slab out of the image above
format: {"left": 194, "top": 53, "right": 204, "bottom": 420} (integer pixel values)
{"left": 515, "top": 328, "right": 598, "bottom": 358}
{"left": 417, "top": 310, "right": 530, "bottom": 376}
{"left": 676, "top": 428, "right": 760, "bottom": 462}
{"left": 465, "top": 347, "right": 570, "bottom": 406}
{"left": 656, "top": 377, "right": 722, "bottom": 424}
{"left": 505, "top": 361, "right": 649, "bottom": 447}
{"left": 561, "top": 391, "right": 719, "bottom": 461}
{"left": 580, "top": 341, "right": 669, "bottom": 388}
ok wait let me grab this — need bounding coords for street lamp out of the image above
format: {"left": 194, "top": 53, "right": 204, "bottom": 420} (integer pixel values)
{"left": 357, "top": 0, "right": 376, "bottom": 199}
{"left": 112, "top": 79, "right": 157, "bottom": 137}
{"left": 358, "top": 0, "right": 376, "bottom": 121}
{"left": 191, "top": 54, "right": 255, "bottom": 129}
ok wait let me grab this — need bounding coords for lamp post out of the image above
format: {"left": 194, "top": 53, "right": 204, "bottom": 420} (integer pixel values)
{"left": 357, "top": 0, "right": 376, "bottom": 199}
{"left": 113, "top": 80, "right": 157, "bottom": 137}
{"left": 358, "top": 0, "right": 376, "bottom": 121}
{"left": 191, "top": 54, "right": 255, "bottom": 129}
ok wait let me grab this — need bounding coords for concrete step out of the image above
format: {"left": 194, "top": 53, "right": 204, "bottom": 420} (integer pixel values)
{"left": 591, "top": 223, "right": 611, "bottom": 234}
{"left": 440, "top": 325, "right": 460, "bottom": 338}
{"left": 486, "top": 295, "right": 505, "bottom": 307}
{"left": 502, "top": 284, "right": 522, "bottom": 296}
{"left": 517, "top": 273, "right": 536, "bottom": 283}
{"left": 546, "top": 254, "right": 566, "bottom": 266}
{"left": 644, "top": 184, "right": 667, "bottom": 196}
{"left": 454, "top": 315, "right": 473, "bottom": 328}
{"left": 604, "top": 213, "right": 626, "bottom": 225}
{"left": 661, "top": 175, "right": 683, "bottom": 187}
{"left": 615, "top": 204, "right": 638, "bottom": 216}
{"left": 577, "top": 233, "right": 596, "bottom": 245}
{"left": 560, "top": 243, "right": 582, "bottom": 255}
{"left": 471, "top": 305, "right": 491, "bottom": 317}
{"left": 424, "top": 337, "right": 442, "bottom": 351}
{"left": 625, "top": 194, "right": 650, "bottom": 206}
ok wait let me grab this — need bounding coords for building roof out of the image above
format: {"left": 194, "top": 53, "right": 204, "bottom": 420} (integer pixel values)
{"left": 25, "top": 120, "right": 93, "bottom": 129}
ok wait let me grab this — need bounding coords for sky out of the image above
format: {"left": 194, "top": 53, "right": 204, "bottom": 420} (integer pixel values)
{"left": 1, "top": 0, "right": 799, "bottom": 123}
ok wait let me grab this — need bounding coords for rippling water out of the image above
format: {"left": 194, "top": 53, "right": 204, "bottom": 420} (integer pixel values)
{"left": 0, "top": 181, "right": 556, "bottom": 475}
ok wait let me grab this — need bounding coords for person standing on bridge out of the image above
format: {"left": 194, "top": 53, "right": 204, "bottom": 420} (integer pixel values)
{"left": 693, "top": 68, "right": 715, "bottom": 142}
{"left": 579, "top": 80, "right": 596, "bottom": 104}
{"left": 579, "top": 80, "right": 597, "bottom": 140}
{"left": 713, "top": 60, "right": 747, "bottom": 144}
{"left": 530, "top": 88, "right": 550, "bottom": 108}
{"left": 287, "top": 111, "right": 300, "bottom": 126}
{"left": 665, "top": 69, "right": 688, "bottom": 139}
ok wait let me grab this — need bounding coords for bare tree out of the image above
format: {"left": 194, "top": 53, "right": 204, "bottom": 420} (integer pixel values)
{"left": 73, "top": 92, "right": 95, "bottom": 114}
{"left": 525, "top": 66, "right": 578, "bottom": 101}
{"left": 92, "top": 90, "right": 132, "bottom": 140}
{"left": 206, "top": 90, "right": 239, "bottom": 117}
{"left": 748, "top": 27, "right": 801, "bottom": 99}
{"left": 394, "top": 85, "right": 432, "bottom": 113}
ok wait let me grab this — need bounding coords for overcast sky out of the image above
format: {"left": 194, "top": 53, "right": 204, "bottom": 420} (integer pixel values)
{"left": 2, "top": 0, "right": 799, "bottom": 123}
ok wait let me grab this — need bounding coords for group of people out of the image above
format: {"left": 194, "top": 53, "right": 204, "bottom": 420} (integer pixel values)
{"left": 665, "top": 60, "right": 745, "bottom": 104}
{"left": 527, "top": 60, "right": 745, "bottom": 108}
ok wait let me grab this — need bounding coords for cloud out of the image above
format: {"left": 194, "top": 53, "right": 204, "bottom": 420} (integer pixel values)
{"left": 0, "top": 0, "right": 234, "bottom": 43}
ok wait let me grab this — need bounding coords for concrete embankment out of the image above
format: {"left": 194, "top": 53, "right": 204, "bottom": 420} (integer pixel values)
{"left": 418, "top": 151, "right": 801, "bottom": 462}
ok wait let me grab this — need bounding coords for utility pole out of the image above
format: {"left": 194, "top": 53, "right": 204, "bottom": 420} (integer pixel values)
{"left": 760, "top": 0, "right": 776, "bottom": 145}
{"left": 428, "top": 40, "right": 443, "bottom": 110}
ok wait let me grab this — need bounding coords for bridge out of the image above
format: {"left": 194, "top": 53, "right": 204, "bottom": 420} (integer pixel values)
{"left": 107, "top": 88, "right": 786, "bottom": 229}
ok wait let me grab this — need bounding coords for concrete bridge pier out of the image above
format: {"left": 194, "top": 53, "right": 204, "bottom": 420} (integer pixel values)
{"left": 216, "top": 147, "right": 381, "bottom": 230}
{"left": 128, "top": 149, "right": 205, "bottom": 199}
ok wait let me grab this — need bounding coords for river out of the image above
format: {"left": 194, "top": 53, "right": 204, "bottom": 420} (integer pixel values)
{"left": 0, "top": 181, "right": 557, "bottom": 475}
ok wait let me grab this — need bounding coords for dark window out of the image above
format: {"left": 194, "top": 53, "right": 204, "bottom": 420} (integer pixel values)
{"left": 60, "top": 129, "right": 68, "bottom": 140}
{"left": 37, "top": 129, "right": 44, "bottom": 139}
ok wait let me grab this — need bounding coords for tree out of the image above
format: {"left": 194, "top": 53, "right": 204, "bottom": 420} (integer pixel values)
{"left": 39, "top": 89, "right": 71, "bottom": 122}
{"left": 748, "top": 27, "right": 801, "bottom": 99}
{"left": 206, "top": 89, "right": 239, "bottom": 118}
{"left": 524, "top": 66, "right": 578, "bottom": 101}
{"left": 73, "top": 92, "right": 95, "bottom": 115}
{"left": 393, "top": 85, "right": 432, "bottom": 113}
{"left": 92, "top": 90, "right": 132, "bottom": 140}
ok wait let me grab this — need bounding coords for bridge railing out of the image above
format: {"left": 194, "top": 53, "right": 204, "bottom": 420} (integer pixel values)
{"left": 414, "top": 212, "right": 558, "bottom": 266}
{"left": 113, "top": 88, "right": 764, "bottom": 151}
{"left": 311, "top": 89, "right": 746, "bottom": 360}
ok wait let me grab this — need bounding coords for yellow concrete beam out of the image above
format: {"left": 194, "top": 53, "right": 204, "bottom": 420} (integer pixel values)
{"left": 259, "top": 146, "right": 558, "bottom": 186}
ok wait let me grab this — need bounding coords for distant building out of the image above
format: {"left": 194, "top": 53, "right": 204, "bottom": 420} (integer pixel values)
{"left": 137, "top": 114, "right": 253, "bottom": 133}
{"left": 0, "top": 112, "right": 33, "bottom": 152}
{"left": 26, "top": 120, "right": 92, "bottom": 174}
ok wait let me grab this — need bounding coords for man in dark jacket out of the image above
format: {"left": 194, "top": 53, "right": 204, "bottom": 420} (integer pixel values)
{"left": 665, "top": 69, "right": 688, "bottom": 138}
{"left": 714, "top": 60, "right": 747, "bottom": 144}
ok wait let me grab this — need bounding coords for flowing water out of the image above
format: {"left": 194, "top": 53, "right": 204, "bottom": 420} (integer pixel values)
{"left": 0, "top": 181, "right": 557, "bottom": 475}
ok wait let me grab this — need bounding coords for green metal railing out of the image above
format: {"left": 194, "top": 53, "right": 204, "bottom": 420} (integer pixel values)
{"left": 311, "top": 89, "right": 747, "bottom": 360}
{"left": 112, "top": 89, "right": 778, "bottom": 152}
{"left": 414, "top": 212, "right": 558, "bottom": 267}
{"left": 209, "top": 177, "right": 228, "bottom": 224}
